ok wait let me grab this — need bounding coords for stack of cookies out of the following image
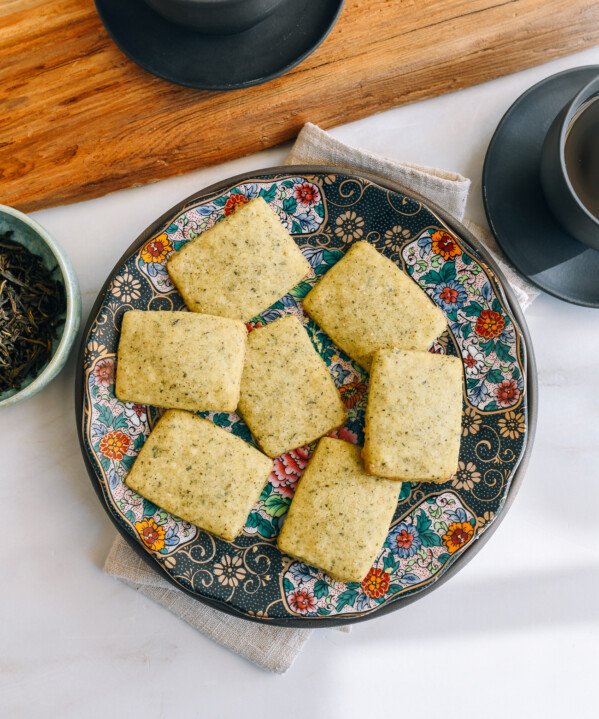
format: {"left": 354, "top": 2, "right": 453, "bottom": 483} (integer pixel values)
{"left": 116, "top": 197, "right": 463, "bottom": 582}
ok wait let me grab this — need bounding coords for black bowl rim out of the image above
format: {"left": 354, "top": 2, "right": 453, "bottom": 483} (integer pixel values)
{"left": 94, "top": 0, "right": 345, "bottom": 91}
{"left": 556, "top": 75, "right": 599, "bottom": 228}
{"left": 143, "top": 0, "right": 285, "bottom": 34}
{"left": 75, "top": 165, "right": 538, "bottom": 627}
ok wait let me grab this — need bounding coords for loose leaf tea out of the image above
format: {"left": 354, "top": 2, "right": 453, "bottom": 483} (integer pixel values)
{"left": 0, "top": 231, "right": 66, "bottom": 393}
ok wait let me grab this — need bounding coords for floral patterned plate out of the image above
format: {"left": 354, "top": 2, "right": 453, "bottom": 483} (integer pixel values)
{"left": 76, "top": 167, "right": 537, "bottom": 626}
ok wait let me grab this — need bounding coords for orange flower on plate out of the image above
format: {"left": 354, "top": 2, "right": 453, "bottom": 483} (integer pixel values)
{"left": 431, "top": 230, "right": 462, "bottom": 260}
{"left": 140, "top": 234, "right": 173, "bottom": 264}
{"left": 135, "top": 518, "right": 166, "bottom": 551}
{"left": 224, "top": 193, "right": 249, "bottom": 216}
{"left": 442, "top": 521, "right": 474, "bottom": 554}
{"left": 361, "top": 567, "right": 390, "bottom": 598}
{"left": 475, "top": 309, "right": 505, "bottom": 339}
{"left": 99, "top": 430, "right": 130, "bottom": 460}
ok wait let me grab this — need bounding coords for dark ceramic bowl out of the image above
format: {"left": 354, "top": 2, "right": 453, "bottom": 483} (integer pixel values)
{"left": 143, "top": 0, "right": 284, "bottom": 34}
{"left": 540, "top": 75, "right": 599, "bottom": 251}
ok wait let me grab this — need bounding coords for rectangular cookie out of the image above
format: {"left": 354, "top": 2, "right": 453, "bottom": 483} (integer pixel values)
{"left": 167, "top": 197, "right": 310, "bottom": 321}
{"left": 116, "top": 310, "right": 246, "bottom": 412}
{"left": 363, "top": 349, "right": 463, "bottom": 481}
{"left": 238, "top": 314, "right": 346, "bottom": 457}
{"left": 278, "top": 438, "right": 401, "bottom": 582}
{"left": 126, "top": 410, "right": 273, "bottom": 542}
{"left": 303, "top": 241, "right": 447, "bottom": 370}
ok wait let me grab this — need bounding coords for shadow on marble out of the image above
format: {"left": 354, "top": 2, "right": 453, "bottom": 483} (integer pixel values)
{"left": 351, "top": 566, "right": 599, "bottom": 644}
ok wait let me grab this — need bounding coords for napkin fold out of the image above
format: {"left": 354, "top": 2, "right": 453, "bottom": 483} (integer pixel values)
{"left": 105, "top": 536, "right": 313, "bottom": 674}
{"left": 104, "top": 122, "right": 539, "bottom": 675}
{"left": 287, "top": 123, "right": 472, "bottom": 223}
{"left": 288, "top": 124, "right": 539, "bottom": 310}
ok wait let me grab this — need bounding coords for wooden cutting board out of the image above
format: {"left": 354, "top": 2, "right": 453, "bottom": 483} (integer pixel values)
{"left": 1, "top": 0, "right": 598, "bottom": 212}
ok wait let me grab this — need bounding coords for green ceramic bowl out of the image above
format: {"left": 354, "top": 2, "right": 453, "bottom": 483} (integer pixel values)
{"left": 0, "top": 205, "right": 81, "bottom": 409}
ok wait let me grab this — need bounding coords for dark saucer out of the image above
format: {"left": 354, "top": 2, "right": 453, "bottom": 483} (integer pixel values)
{"left": 483, "top": 65, "right": 599, "bottom": 308}
{"left": 95, "top": 0, "right": 344, "bottom": 90}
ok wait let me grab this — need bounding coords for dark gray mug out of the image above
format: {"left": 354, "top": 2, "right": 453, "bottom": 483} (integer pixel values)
{"left": 540, "top": 75, "right": 599, "bottom": 251}
{"left": 143, "top": 0, "right": 284, "bottom": 34}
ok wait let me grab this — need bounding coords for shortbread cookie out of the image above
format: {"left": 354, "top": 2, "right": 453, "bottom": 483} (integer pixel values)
{"left": 167, "top": 197, "right": 310, "bottom": 321}
{"left": 278, "top": 438, "right": 400, "bottom": 582}
{"left": 116, "top": 310, "right": 246, "bottom": 411}
{"left": 363, "top": 349, "right": 462, "bottom": 481}
{"left": 238, "top": 315, "right": 346, "bottom": 457}
{"left": 303, "top": 241, "right": 446, "bottom": 369}
{"left": 126, "top": 410, "right": 273, "bottom": 542}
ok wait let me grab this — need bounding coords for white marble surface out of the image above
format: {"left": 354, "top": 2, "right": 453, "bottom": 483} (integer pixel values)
{"left": 2, "top": 46, "right": 599, "bottom": 718}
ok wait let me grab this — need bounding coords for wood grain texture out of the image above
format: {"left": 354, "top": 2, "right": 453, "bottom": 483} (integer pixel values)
{"left": 1, "top": 0, "right": 597, "bottom": 211}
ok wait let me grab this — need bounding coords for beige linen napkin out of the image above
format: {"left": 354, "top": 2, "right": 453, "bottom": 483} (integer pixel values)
{"left": 104, "top": 122, "right": 539, "bottom": 675}
{"left": 105, "top": 536, "right": 313, "bottom": 673}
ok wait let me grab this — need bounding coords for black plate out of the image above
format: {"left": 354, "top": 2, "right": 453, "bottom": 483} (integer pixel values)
{"left": 95, "top": 0, "right": 344, "bottom": 90}
{"left": 483, "top": 65, "right": 599, "bottom": 308}
{"left": 76, "top": 166, "right": 537, "bottom": 627}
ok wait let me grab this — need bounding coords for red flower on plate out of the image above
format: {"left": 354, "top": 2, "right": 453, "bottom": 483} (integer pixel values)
{"left": 271, "top": 446, "right": 312, "bottom": 498}
{"left": 224, "top": 193, "right": 249, "bottom": 216}
{"left": 495, "top": 378, "right": 520, "bottom": 407}
{"left": 245, "top": 320, "right": 265, "bottom": 332}
{"left": 438, "top": 285, "right": 459, "bottom": 305}
{"left": 329, "top": 426, "right": 358, "bottom": 445}
{"left": 396, "top": 528, "right": 416, "bottom": 550}
{"left": 288, "top": 588, "right": 317, "bottom": 615}
{"left": 475, "top": 309, "right": 505, "bottom": 339}
{"left": 129, "top": 403, "right": 145, "bottom": 418}
{"left": 294, "top": 182, "right": 320, "bottom": 205}
{"left": 463, "top": 354, "right": 477, "bottom": 369}
{"left": 93, "top": 358, "right": 114, "bottom": 387}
